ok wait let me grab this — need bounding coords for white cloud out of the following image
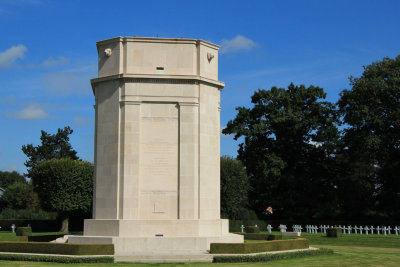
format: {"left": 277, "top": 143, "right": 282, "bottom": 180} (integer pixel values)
{"left": 220, "top": 35, "right": 257, "bottom": 54}
{"left": 0, "top": 45, "right": 27, "bottom": 68}
{"left": 41, "top": 72, "right": 92, "bottom": 95}
{"left": 42, "top": 56, "right": 70, "bottom": 67}
{"left": 7, "top": 103, "right": 48, "bottom": 120}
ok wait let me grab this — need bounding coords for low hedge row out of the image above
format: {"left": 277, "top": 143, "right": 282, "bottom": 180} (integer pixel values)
{"left": 245, "top": 226, "right": 260, "bottom": 233}
{"left": 210, "top": 238, "right": 309, "bottom": 254}
{"left": 244, "top": 233, "right": 282, "bottom": 240}
{"left": 0, "top": 241, "right": 114, "bottom": 255}
{"left": 213, "top": 248, "right": 334, "bottom": 262}
{"left": 0, "top": 254, "right": 114, "bottom": 263}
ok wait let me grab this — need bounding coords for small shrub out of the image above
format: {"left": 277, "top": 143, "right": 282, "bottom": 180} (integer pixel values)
{"left": 16, "top": 227, "right": 32, "bottom": 236}
{"left": 326, "top": 227, "right": 342, "bottom": 238}
{"left": 245, "top": 226, "right": 260, "bottom": 233}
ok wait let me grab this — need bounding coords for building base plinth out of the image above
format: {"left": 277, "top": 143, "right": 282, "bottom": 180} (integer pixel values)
{"left": 68, "top": 219, "right": 243, "bottom": 255}
{"left": 68, "top": 235, "right": 243, "bottom": 255}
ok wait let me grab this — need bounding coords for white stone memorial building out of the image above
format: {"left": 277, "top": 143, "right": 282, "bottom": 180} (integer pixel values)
{"left": 69, "top": 37, "right": 243, "bottom": 255}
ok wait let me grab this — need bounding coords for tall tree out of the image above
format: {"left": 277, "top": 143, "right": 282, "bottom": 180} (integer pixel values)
{"left": 338, "top": 55, "right": 400, "bottom": 218}
{"left": 22, "top": 126, "right": 79, "bottom": 176}
{"left": 0, "top": 171, "right": 26, "bottom": 189}
{"left": 220, "top": 156, "right": 250, "bottom": 219}
{"left": 1, "top": 182, "right": 40, "bottom": 210}
{"left": 223, "top": 83, "right": 340, "bottom": 220}
{"left": 30, "top": 158, "right": 93, "bottom": 232}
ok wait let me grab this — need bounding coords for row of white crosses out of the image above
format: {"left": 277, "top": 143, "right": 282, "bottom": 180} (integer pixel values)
{"left": 305, "top": 225, "right": 319, "bottom": 233}
{"left": 279, "top": 224, "right": 287, "bottom": 232}
{"left": 240, "top": 224, "right": 399, "bottom": 235}
{"left": 292, "top": 225, "right": 303, "bottom": 232}
{"left": 305, "top": 225, "right": 400, "bottom": 235}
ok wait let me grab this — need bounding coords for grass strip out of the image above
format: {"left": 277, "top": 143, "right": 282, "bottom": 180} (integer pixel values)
{"left": 213, "top": 247, "right": 334, "bottom": 263}
{"left": 211, "top": 238, "right": 309, "bottom": 254}
{"left": 0, "top": 253, "right": 114, "bottom": 263}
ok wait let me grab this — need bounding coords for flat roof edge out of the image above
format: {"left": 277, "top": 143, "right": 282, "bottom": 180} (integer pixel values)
{"left": 96, "top": 37, "right": 220, "bottom": 49}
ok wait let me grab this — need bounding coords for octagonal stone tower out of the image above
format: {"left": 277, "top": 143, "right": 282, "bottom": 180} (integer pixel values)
{"left": 68, "top": 37, "right": 243, "bottom": 255}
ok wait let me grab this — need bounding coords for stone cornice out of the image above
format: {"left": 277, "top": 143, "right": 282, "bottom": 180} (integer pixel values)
{"left": 96, "top": 37, "right": 220, "bottom": 50}
{"left": 91, "top": 74, "right": 225, "bottom": 95}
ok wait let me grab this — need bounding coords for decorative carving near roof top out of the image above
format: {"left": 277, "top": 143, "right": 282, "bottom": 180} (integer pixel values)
{"left": 207, "top": 52, "right": 214, "bottom": 63}
{"left": 104, "top": 48, "right": 112, "bottom": 57}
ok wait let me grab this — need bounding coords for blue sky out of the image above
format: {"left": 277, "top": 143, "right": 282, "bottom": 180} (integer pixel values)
{"left": 0, "top": 0, "right": 399, "bottom": 173}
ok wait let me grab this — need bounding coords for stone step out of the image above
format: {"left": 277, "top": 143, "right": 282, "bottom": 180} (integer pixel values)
{"left": 115, "top": 252, "right": 213, "bottom": 263}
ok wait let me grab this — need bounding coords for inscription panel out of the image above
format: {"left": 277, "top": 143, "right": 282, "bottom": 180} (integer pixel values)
{"left": 139, "top": 103, "right": 179, "bottom": 219}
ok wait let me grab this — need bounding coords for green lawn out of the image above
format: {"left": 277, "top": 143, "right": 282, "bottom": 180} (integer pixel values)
{"left": 0, "top": 231, "right": 399, "bottom": 266}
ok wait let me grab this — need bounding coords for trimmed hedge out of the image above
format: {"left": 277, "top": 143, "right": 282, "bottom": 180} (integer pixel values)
{"left": 210, "top": 238, "right": 309, "bottom": 254}
{"left": 0, "top": 254, "right": 114, "bottom": 263}
{"left": 0, "top": 241, "right": 114, "bottom": 255}
{"left": 327, "top": 227, "right": 342, "bottom": 238}
{"left": 16, "top": 227, "right": 32, "bottom": 236}
{"left": 28, "top": 234, "right": 65, "bottom": 242}
{"left": 244, "top": 233, "right": 282, "bottom": 240}
{"left": 245, "top": 226, "right": 260, "bottom": 233}
{"left": 213, "top": 248, "right": 334, "bottom": 262}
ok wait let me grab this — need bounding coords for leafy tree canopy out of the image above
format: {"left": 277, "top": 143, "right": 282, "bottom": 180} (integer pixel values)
{"left": 223, "top": 83, "right": 340, "bottom": 220}
{"left": 220, "top": 156, "right": 250, "bottom": 219}
{"left": 0, "top": 171, "right": 26, "bottom": 189}
{"left": 338, "top": 55, "right": 400, "bottom": 218}
{"left": 30, "top": 158, "right": 93, "bottom": 232}
{"left": 1, "top": 182, "right": 40, "bottom": 210}
{"left": 22, "top": 126, "right": 79, "bottom": 176}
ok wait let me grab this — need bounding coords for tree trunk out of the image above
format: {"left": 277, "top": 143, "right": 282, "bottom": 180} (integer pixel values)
{"left": 59, "top": 216, "right": 69, "bottom": 233}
